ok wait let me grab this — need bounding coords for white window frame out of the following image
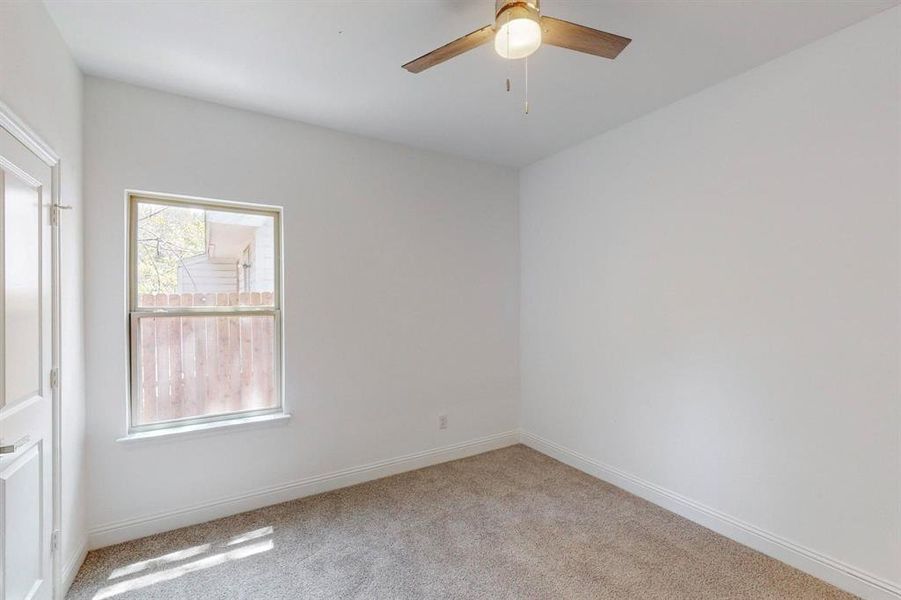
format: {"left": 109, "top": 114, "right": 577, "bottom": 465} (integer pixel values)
{"left": 126, "top": 190, "right": 284, "bottom": 434}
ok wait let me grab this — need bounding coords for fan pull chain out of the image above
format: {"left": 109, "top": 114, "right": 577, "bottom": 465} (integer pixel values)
{"left": 523, "top": 57, "right": 530, "bottom": 115}
{"left": 506, "top": 10, "right": 512, "bottom": 93}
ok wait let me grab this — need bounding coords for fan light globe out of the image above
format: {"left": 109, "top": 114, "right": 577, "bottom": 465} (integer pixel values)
{"left": 494, "top": 17, "right": 542, "bottom": 59}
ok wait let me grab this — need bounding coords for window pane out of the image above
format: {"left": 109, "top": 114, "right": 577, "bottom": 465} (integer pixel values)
{"left": 135, "top": 201, "right": 275, "bottom": 306}
{"left": 133, "top": 313, "right": 278, "bottom": 426}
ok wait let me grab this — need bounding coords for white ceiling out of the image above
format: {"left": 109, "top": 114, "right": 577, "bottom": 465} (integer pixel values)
{"left": 45, "top": 0, "right": 896, "bottom": 167}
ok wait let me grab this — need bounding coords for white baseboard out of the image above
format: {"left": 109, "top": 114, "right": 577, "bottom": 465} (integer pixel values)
{"left": 62, "top": 540, "right": 88, "bottom": 595}
{"left": 519, "top": 430, "right": 900, "bottom": 600}
{"left": 88, "top": 430, "right": 519, "bottom": 549}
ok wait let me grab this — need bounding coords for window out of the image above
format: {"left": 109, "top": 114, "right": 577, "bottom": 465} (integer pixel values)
{"left": 128, "top": 192, "right": 282, "bottom": 432}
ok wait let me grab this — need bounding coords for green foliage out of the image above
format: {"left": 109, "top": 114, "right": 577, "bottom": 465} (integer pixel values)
{"left": 136, "top": 203, "right": 206, "bottom": 296}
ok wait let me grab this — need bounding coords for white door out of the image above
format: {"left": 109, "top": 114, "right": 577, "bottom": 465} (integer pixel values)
{"left": 0, "top": 125, "right": 54, "bottom": 600}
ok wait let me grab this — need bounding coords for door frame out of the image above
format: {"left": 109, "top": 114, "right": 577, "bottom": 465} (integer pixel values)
{"left": 0, "top": 99, "right": 63, "bottom": 599}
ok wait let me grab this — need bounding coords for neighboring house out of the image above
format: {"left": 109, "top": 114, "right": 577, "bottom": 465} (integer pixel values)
{"left": 177, "top": 255, "right": 238, "bottom": 293}
{"left": 177, "top": 209, "right": 275, "bottom": 294}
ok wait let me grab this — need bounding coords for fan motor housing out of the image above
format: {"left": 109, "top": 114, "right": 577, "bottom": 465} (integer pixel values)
{"left": 495, "top": 0, "right": 540, "bottom": 24}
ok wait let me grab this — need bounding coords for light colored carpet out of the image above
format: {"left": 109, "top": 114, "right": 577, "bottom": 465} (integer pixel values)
{"left": 68, "top": 445, "right": 856, "bottom": 599}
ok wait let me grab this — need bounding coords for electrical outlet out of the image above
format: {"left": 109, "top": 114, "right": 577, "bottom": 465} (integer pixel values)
{"left": 438, "top": 414, "right": 448, "bottom": 430}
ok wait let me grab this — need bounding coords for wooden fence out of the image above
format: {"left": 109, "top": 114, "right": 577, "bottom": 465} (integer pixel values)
{"left": 136, "top": 292, "right": 276, "bottom": 424}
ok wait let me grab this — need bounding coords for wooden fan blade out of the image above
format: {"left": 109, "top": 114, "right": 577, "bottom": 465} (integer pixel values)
{"left": 540, "top": 16, "right": 631, "bottom": 59}
{"left": 403, "top": 25, "right": 495, "bottom": 73}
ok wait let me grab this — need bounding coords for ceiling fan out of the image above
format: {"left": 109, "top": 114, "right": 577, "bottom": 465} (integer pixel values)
{"left": 402, "top": 0, "right": 632, "bottom": 73}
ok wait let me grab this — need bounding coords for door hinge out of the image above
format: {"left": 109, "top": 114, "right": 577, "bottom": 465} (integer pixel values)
{"left": 50, "top": 204, "right": 72, "bottom": 226}
{"left": 50, "top": 367, "right": 60, "bottom": 390}
{"left": 51, "top": 530, "right": 60, "bottom": 553}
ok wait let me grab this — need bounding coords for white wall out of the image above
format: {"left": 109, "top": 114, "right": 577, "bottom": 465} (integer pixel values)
{"left": 520, "top": 7, "right": 900, "bottom": 598}
{"left": 0, "top": 0, "right": 87, "bottom": 588}
{"left": 83, "top": 77, "right": 520, "bottom": 544}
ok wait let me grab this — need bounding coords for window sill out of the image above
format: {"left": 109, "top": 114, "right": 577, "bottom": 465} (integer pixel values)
{"left": 117, "top": 412, "right": 291, "bottom": 443}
